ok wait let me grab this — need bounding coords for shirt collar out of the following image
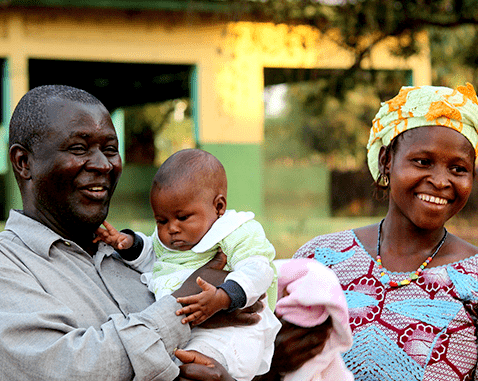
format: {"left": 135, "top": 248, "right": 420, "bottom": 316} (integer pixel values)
{"left": 4, "top": 210, "right": 115, "bottom": 259}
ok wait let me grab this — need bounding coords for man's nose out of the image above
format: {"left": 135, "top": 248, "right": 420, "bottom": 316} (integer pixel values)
{"left": 86, "top": 149, "right": 113, "bottom": 173}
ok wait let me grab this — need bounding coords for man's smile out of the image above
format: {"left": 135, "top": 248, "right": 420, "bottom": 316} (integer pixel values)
{"left": 79, "top": 184, "right": 110, "bottom": 200}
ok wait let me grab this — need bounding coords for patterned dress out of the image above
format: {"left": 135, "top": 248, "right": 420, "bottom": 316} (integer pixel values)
{"left": 293, "top": 230, "right": 478, "bottom": 381}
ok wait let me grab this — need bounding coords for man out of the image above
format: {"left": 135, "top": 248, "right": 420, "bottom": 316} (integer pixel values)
{"left": 0, "top": 84, "right": 252, "bottom": 380}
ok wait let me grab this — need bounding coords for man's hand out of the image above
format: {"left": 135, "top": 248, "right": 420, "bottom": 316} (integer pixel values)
{"left": 173, "top": 249, "right": 262, "bottom": 329}
{"left": 176, "top": 277, "right": 231, "bottom": 326}
{"left": 199, "top": 293, "right": 265, "bottom": 329}
{"left": 93, "top": 221, "right": 134, "bottom": 251}
{"left": 173, "top": 249, "right": 228, "bottom": 299}
{"left": 174, "top": 349, "right": 235, "bottom": 381}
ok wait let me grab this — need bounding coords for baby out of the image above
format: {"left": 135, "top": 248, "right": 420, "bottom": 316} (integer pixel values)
{"left": 95, "top": 148, "right": 281, "bottom": 381}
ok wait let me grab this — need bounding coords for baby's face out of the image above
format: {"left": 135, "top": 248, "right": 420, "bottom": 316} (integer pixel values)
{"left": 150, "top": 185, "right": 220, "bottom": 251}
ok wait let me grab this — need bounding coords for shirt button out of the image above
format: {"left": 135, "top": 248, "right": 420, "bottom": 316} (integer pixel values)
{"left": 64, "top": 241, "right": 71, "bottom": 246}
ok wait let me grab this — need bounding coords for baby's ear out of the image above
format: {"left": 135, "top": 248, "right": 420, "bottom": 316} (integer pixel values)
{"left": 214, "top": 194, "right": 227, "bottom": 216}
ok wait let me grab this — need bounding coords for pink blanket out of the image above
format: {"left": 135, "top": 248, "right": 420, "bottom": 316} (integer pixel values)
{"left": 275, "top": 259, "right": 354, "bottom": 381}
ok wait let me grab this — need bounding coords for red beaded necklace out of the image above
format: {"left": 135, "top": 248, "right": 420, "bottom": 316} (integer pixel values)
{"left": 376, "top": 219, "right": 448, "bottom": 287}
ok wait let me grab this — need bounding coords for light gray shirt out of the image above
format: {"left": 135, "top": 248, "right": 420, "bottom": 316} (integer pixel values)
{"left": 0, "top": 210, "right": 190, "bottom": 381}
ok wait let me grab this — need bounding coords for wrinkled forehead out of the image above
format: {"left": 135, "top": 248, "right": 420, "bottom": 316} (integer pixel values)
{"left": 44, "top": 98, "right": 115, "bottom": 135}
{"left": 46, "top": 97, "right": 107, "bottom": 122}
{"left": 24, "top": 98, "right": 116, "bottom": 156}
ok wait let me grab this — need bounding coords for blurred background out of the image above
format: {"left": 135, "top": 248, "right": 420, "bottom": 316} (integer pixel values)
{"left": 0, "top": 0, "right": 477, "bottom": 258}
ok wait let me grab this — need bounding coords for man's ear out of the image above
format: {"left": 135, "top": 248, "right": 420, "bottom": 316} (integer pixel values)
{"left": 214, "top": 194, "right": 227, "bottom": 217}
{"left": 378, "top": 145, "right": 391, "bottom": 178}
{"left": 9, "top": 143, "right": 32, "bottom": 180}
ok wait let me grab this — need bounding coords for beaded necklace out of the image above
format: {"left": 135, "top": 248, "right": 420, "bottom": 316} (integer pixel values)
{"left": 376, "top": 219, "right": 448, "bottom": 287}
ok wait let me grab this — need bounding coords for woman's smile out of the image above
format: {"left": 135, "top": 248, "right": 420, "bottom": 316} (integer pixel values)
{"left": 416, "top": 193, "right": 448, "bottom": 205}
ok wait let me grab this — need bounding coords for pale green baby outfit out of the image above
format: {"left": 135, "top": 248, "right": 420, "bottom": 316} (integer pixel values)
{"left": 129, "top": 210, "right": 281, "bottom": 381}
{"left": 151, "top": 210, "right": 278, "bottom": 310}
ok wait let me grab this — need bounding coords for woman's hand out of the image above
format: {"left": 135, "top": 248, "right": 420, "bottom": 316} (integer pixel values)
{"left": 254, "top": 317, "right": 333, "bottom": 380}
{"left": 174, "top": 349, "right": 235, "bottom": 381}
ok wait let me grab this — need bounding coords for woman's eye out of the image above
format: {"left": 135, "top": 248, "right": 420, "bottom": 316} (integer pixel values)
{"left": 452, "top": 166, "right": 468, "bottom": 174}
{"left": 414, "top": 158, "right": 430, "bottom": 166}
{"left": 157, "top": 220, "right": 167, "bottom": 225}
{"left": 178, "top": 215, "right": 189, "bottom": 221}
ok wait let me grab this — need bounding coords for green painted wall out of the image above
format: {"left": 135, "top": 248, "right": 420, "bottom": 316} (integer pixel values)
{"left": 108, "top": 164, "right": 158, "bottom": 222}
{"left": 3, "top": 59, "right": 23, "bottom": 215}
{"left": 200, "top": 143, "right": 263, "bottom": 217}
{"left": 263, "top": 163, "right": 330, "bottom": 219}
{"left": 5, "top": 169, "right": 21, "bottom": 214}
{"left": 108, "top": 144, "right": 264, "bottom": 222}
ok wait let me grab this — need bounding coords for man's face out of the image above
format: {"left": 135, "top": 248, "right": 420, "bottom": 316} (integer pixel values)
{"left": 27, "top": 98, "right": 122, "bottom": 236}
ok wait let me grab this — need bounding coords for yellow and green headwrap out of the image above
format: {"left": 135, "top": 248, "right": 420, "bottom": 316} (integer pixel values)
{"left": 367, "top": 83, "right": 478, "bottom": 181}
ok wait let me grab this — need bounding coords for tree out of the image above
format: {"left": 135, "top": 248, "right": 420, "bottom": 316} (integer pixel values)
{"left": 226, "top": 0, "right": 478, "bottom": 72}
{"left": 254, "top": 0, "right": 478, "bottom": 164}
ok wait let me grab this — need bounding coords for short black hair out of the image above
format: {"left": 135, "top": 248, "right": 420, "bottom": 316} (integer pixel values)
{"left": 153, "top": 148, "right": 227, "bottom": 196}
{"left": 9, "top": 84, "right": 103, "bottom": 151}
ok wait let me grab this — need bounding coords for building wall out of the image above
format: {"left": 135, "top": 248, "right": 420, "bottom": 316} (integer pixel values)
{"left": 0, "top": 7, "right": 431, "bottom": 217}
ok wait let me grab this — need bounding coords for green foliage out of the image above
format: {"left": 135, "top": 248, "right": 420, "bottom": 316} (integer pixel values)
{"left": 218, "top": 0, "right": 478, "bottom": 70}
{"left": 264, "top": 69, "right": 408, "bottom": 169}
{"left": 123, "top": 99, "right": 194, "bottom": 166}
{"left": 429, "top": 25, "right": 478, "bottom": 86}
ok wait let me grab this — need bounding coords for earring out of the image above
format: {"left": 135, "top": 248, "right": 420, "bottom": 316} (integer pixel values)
{"left": 383, "top": 174, "right": 389, "bottom": 187}
{"left": 378, "top": 173, "right": 389, "bottom": 187}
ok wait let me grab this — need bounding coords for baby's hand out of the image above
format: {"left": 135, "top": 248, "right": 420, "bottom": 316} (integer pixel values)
{"left": 176, "top": 277, "right": 231, "bottom": 326}
{"left": 93, "top": 221, "right": 134, "bottom": 251}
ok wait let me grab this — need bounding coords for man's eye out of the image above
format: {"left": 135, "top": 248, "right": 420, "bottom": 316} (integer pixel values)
{"left": 69, "top": 145, "right": 87, "bottom": 154}
{"left": 178, "top": 215, "right": 189, "bottom": 221}
{"left": 157, "top": 220, "right": 167, "bottom": 225}
{"left": 104, "top": 146, "right": 119, "bottom": 156}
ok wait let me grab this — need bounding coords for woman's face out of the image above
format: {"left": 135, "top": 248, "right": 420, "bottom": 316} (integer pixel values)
{"left": 384, "top": 126, "right": 475, "bottom": 231}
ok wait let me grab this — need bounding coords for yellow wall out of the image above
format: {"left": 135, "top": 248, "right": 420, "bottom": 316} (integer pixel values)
{"left": 0, "top": 7, "right": 430, "bottom": 144}
{"left": 208, "top": 22, "right": 430, "bottom": 144}
{"left": 0, "top": 7, "right": 431, "bottom": 214}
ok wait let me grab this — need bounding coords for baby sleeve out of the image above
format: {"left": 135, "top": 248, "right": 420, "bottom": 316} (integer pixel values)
{"left": 220, "top": 219, "right": 277, "bottom": 309}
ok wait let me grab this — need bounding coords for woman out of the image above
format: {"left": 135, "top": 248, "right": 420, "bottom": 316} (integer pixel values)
{"left": 289, "top": 83, "right": 478, "bottom": 380}
{"left": 180, "top": 83, "right": 478, "bottom": 381}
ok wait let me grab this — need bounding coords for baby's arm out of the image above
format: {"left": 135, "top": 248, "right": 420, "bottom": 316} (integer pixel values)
{"left": 226, "top": 256, "right": 274, "bottom": 307}
{"left": 177, "top": 218, "right": 275, "bottom": 326}
{"left": 94, "top": 221, "right": 146, "bottom": 262}
{"left": 223, "top": 219, "right": 277, "bottom": 308}
{"left": 94, "top": 221, "right": 134, "bottom": 250}
{"left": 176, "top": 276, "right": 232, "bottom": 326}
